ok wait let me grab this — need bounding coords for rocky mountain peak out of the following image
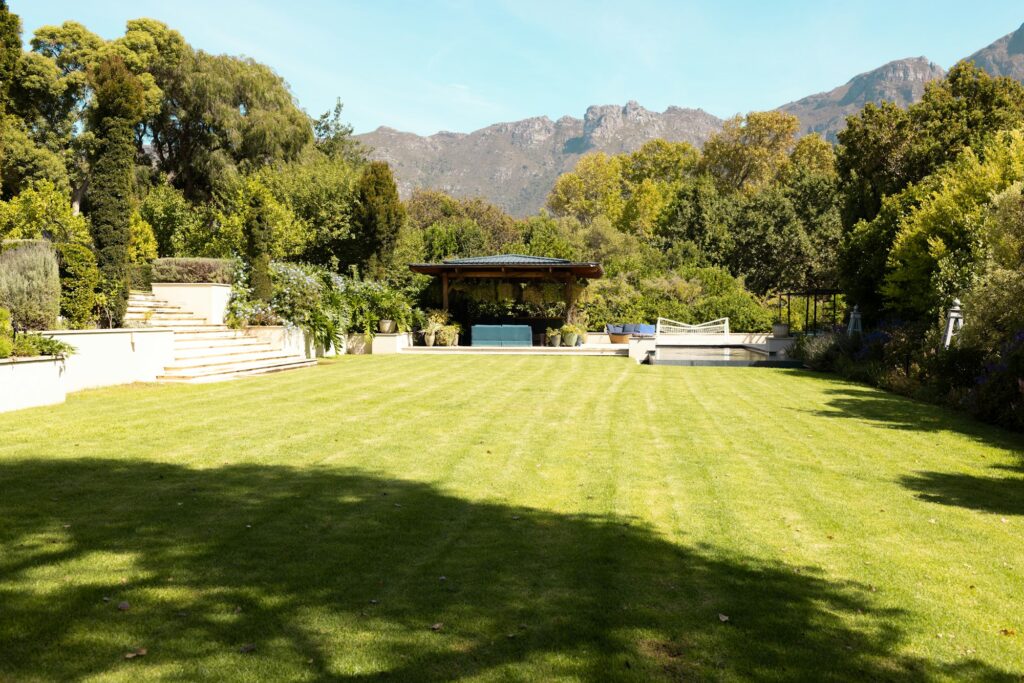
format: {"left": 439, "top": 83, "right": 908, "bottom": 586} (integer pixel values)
{"left": 778, "top": 57, "right": 945, "bottom": 140}
{"left": 967, "top": 22, "right": 1024, "bottom": 82}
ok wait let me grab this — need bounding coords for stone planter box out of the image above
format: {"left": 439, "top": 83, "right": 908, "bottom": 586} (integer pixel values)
{"left": 347, "top": 334, "right": 371, "bottom": 355}
{"left": 372, "top": 333, "right": 412, "bottom": 355}
{"left": 150, "top": 282, "right": 232, "bottom": 325}
{"left": 243, "top": 325, "right": 328, "bottom": 359}
{"left": 0, "top": 356, "right": 67, "bottom": 412}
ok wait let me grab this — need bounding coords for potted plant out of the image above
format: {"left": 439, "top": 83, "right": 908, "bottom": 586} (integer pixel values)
{"left": 546, "top": 327, "right": 561, "bottom": 347}
{"left": 772, "top": 318, "right": 791, "bottom": 338}
{"left": 561, "top": 323, "right": 583, "bottom": 347}
{"left": 376, "top": 289, "right": 412, "bottom": 334}
{"left": 422, "top": 320, "right": 441, "bottom": 346}
{"left": 438, "top": 323, "right": 461, "bottom": 347}
{"left": 422, "top": 309, "right": 449, "bottom": 347}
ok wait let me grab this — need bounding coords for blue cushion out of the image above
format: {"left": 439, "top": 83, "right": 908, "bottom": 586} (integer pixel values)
{"left": 606, "top": 324, "right": 622, "bottom": 334}
{"left": 622, "top": 324, "right": 637, "bottom": 335}
{"left": 637, "top": 324, "right": 656, "bottom": 335}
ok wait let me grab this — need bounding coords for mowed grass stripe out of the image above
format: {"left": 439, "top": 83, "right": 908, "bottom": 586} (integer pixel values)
{"left": 0, "top": 357, "right": 1022, "bottom": 681}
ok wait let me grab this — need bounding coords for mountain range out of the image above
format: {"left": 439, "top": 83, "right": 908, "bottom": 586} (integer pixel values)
{"left": 355, "top": 22, "right": 1024, "bottom": 216}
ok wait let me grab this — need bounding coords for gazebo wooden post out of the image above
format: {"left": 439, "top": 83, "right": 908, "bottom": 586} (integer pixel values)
{"left": 563, "top": 273, "right": 577, "bottom": 322}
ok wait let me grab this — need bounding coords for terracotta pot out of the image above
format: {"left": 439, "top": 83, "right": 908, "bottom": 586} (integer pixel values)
{"left": 562, "top": 332, "right": 578, "bottom": 347}
{"left": 547, "top": 334, "right": 561, "bottom": 347}
{"left": 379, "top": 319, "right": 396, "bottom": 334}
{"left": 424, "top": 331, "right": 435, "bottom": 347}
{"left": 609, "top": 332, "right": 630, "bottom": 344}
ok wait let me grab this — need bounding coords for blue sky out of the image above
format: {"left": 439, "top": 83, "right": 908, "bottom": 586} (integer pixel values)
{"left": 12, "top": 1, "right": 1024, "bottom": 135}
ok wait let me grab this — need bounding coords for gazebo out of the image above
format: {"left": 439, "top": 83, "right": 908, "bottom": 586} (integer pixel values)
{"left": 409, "top": 254, "right": 604, "bottom": 345}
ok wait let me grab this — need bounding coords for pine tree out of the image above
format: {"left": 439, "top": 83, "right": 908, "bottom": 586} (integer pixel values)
{"left": 85, "top": 55, "right": 145, "bottom": 326}
{"left": 245, "top": 184, "right": 274, "bottom": 302}
{"left": 345, "top": 161, "right": 404, "bottom": 269}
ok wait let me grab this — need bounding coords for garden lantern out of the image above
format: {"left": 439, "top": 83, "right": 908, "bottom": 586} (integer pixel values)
{"left": 943, "top": 299, "right": 964, "bottom": 349}
{"left": 847, "top": 305, "right": 862, "bottom": 336}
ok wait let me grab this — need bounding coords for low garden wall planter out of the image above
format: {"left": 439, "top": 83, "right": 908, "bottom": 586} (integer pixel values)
{"left": 371, "top": 333, "right": 412, "bottom": 354}
{"left": 347, "top": 334, "right": 370, "bottom": 355}
{"left": 44, "top": 328, "right": 176, "bottom": 392}
{"left": 243, "top": 325, "right": 321, "bottom": 359}
{"left": 0, "top": 357, "right": 67, "bottom": 412}
{"left": 151, "top": 283, "right": 232, "bottom": 325}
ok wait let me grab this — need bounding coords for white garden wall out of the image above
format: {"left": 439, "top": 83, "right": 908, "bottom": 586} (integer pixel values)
{"left": 151, "top": 283, "right": 232, "bottom": 325}
{"left": 0, "top": 357, "right": 67, "bottom": 412}
{"left": 244, "top": 326, "right": 321, "bottom": 359}
{"left": 44, "top": 328, "right": 176, "bottom": 392}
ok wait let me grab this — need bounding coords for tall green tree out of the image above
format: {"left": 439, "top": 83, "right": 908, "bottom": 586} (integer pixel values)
{"left": 346, "top": 161, "right": 404, "bottom": 270}
{"left": 0, "top": 0, "right": 20, "bottom": 107}
{"left": 700, "top": 111, "right": 800, "bottom": 192}
{"left": 244, "top": 183, "right": 275, "bottom": 302}
{"left": 84, "top": 54, "right": 145, "bottom": 326}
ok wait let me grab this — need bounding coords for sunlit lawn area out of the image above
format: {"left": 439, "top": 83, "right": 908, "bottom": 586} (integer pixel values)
{"left": 0, "top": 356, "right": 1022, "bottom": 681}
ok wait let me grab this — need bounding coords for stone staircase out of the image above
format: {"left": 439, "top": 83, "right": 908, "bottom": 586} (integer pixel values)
{"left": 127, "top": 291, "right": 316, "bottom": 383}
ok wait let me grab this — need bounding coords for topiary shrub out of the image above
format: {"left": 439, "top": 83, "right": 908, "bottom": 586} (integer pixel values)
{"left": 54, "top": 242, "right": 99, "bottom": 329}
{"left": 129, "top": 263, "right": 153, "bottom": 291}
{"left": 0, "top": 240, "right": 60, "bottom": 330}
{"left": 151, "top": 258, "right": 234, "bottom": 284}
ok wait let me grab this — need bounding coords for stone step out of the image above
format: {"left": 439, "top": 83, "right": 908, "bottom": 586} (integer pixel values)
{"left": 126, "top": 298, "right": 177, "bottom": 307}
{"left": 157, "top": 356, "right": 316, "bottom": 383}
{"left": 127, "top": 320, "right": 211, "bottom": 329}
{"left": 125, "top": 308, "right": 185, "bottom": 316}
{"left": 124, "top": 312, "right": 202, "bottom": 321}
{"left": 174, "top": 336, "right": 263, "bottom": 350}
{"left": 166, "top": 326, "right": 233, "bottom": 335}
{"left": 165, "top": 350, "right": 301, "bottom": 371}
{"left": 172, "top": 342, "right": 277, "bottom": 360}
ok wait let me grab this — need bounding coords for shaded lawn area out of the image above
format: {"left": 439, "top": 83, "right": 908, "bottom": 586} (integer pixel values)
{"left": 0, "top": 357, "right": 1022, "bottom": 682}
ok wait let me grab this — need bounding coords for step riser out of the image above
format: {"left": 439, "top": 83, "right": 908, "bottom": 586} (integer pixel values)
{"left": 158, "top": 358, "right": 316, "bottom": 382}
{"left": 165, "top": 354, "right": 302, "bottom": 371}
{"left": 173, "top": 344, "right": 275, "bottom": 359}
{"left": 175, "top": 340, "right": 260, "bottom": 350}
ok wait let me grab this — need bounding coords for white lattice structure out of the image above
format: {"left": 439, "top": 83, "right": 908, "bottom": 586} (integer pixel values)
{"left": 656, "top": 317, "right": 729, "bottom": 336}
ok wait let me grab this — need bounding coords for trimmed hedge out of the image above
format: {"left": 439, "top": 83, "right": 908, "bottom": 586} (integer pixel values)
{"left": 54, "top": 242, "right": 99, "bottom": 329}
{"left": 0, "top": 240, "right": 60, "bottom": 331}
{"left": 152, "top": 258, "right": 234, "bottom": 284}
{"left": 129, "top": 263, "right": 153, "bottom": 291}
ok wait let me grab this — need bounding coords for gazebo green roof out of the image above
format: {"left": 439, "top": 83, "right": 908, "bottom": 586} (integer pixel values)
{"left": 409, "top": 253, "right": 603, "bottom": 279}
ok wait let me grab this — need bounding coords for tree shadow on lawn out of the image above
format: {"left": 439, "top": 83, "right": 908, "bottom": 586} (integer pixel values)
{"left": 0, "top": 459, "right": 1017, "bottom": 682}
{"left": 794, "top": 372, "right": 1024, "bottom": 449}
{"left": 900, "top": 465, "right": 1024, "bottom": 516}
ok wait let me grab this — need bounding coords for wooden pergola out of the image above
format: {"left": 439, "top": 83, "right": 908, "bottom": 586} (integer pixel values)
{"left": 409, "top": 254, "right": 604, "bottom": 312}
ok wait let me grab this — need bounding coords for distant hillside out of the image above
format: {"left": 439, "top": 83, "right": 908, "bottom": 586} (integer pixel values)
{"left": 966, "top": 22, "right": 1024, "bottom": 82}
{"left": 356, "top": 20, "right": 1024, "bottom": 215}
{"left": 356, "top": 102, "right": 721, "bottom": 216}
{"left": 777, "top": 58, "right": 946, "bottom": 142}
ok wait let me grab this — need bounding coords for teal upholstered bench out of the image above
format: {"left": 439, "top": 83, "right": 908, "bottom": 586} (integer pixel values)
{"left": 471, "top": 325, "right": 532, "bottom": 347}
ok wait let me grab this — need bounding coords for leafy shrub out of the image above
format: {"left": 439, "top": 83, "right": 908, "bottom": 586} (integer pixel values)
{"left": 129, "top": 263, "right": 153, "bottom": 291}
{"left": 128, "top": 212, "right": 158, "bottom": 264}
{"left": 54, "top": 242, "right": 99, "bottom": 329}
{"left": 0, "top": 307, "right": 11, "bottom": 358}
{"left": 10, "top": 332, "right": 75, "bottom": 358}
{"left": 228, "top": 261, "right": 354, "bottom": 353}
{"left": 152, "top": 258, "right": 234, "bottom": 284}
{"left": 0, "top": 240, "right": 60, "bottom": 330}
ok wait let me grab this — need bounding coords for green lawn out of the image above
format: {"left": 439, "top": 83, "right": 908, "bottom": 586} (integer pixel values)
{"left": 1, "top": 357, "right": 1022, "bottom": 682}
